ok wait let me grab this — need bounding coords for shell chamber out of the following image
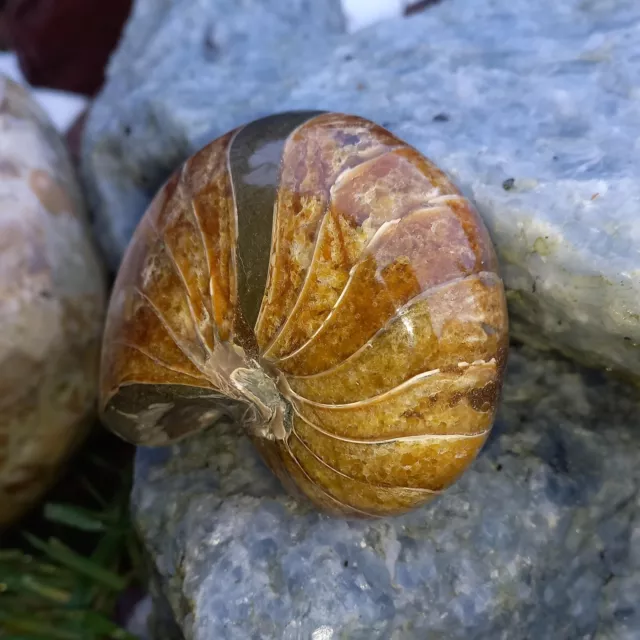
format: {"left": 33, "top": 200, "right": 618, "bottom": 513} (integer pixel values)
{"left": 99, "top": 112, "right": 509, "bottom": 517}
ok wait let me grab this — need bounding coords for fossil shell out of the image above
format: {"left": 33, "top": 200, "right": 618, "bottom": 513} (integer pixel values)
{"left": 0, "top": 77, "right": 106, "bottom": 527}
{"left": 99, "top": 112, "right": 508, "bottom": 517}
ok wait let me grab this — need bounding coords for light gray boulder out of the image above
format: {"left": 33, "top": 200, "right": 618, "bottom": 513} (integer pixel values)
{"left": 82, "top": 1, "right": 640, "bottom": 635}
{"left": 133, "top": 343, "right": 640, "bottom": 640}
{"left": 81, "top": 0, "right": 640, "bottom": 381}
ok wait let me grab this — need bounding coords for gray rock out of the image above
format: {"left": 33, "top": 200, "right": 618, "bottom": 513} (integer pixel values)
{"left": 81, "top": 0, "right": 640, "bottom": 380}
{"left": 81, "top": 0, "right": 345, "bottom": 270}
{"left": 132, "top": 344, "right": 640, "bottom": 640}
{"left": 84, "top": 2, "right": 640, "bottom": 636}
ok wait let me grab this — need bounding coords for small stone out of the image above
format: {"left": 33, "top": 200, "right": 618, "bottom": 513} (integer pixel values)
{"left": 0, "top": 76, "right": 107, "bottom": 527}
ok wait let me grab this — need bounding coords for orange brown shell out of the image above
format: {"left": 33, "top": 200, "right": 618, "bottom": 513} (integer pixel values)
{"left": 99, "top": 112, "right": 508, "bottom": 518}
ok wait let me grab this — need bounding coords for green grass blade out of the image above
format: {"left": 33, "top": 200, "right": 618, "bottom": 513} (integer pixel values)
{"left": 3, "top": 636, "right": 62, "bottom": 640}
{"left": 17, "top": 575, "right": 72, "bottom": 604}
{"left": 61, "top": 610, "right": 140, "bottom": 639}
{"left": 79, "top": 476, "right": 109, "bottom": 508}
{"left": 22, "top": 535, "right": 127, "bottom": 591}
{"left": 70, "top": 530, "right": 124, "bottom": 609}
{"left": 43, "top": 504, "right": 107, "bottom": 533}
{"left": 0, "top": 614, "right": 84, "bottom": 640}
{"left": 0, "top": 550, "right": 26, "bottom": 562}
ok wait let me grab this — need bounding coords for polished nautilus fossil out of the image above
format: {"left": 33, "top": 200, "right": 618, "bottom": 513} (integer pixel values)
{"left": 99, "top": 111, "right": 508, "bottom": 517}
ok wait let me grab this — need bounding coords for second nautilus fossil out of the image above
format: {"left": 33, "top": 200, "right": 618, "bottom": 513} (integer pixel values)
{"left": 98, "top": 111, "right": 509, "bottom": 517}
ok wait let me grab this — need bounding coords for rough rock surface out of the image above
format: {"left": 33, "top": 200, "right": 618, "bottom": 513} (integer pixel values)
{"left": 81, "top": 0, "right": 640, "bottom": 381}
{"left": 133, "top": 343, "right": 640, "bottom": 640}
{"left": 0, "top": 76, "right": 106, "bottom": 527}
